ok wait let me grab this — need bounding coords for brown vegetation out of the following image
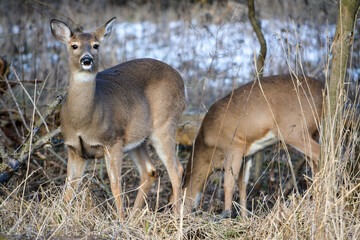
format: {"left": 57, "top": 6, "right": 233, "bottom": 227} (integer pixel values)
{"left": 0, "top": 0, "right": 359, "bottom": 239}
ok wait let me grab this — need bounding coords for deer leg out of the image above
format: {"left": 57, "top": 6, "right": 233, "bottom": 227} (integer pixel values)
{"left": 222, "top": 148, "right": 243, "bottom": 218}
{"left": 181, "top": 145, "right": 218, "bottom": 214}
{"left": 237, "top": 158, "right": 252, "bottom": 218}
{"left": 286, "top": 137, "right": 320, "bottom": 173}
{"left": 64, "top": 148, "right": 88, "bottom": 202}
{"left": 129, "top": 142, "right": 157, "bottom": 210}
{"left": 151, "top": 123, "right": 183, "bottom": 215}
{"left": 104, "top": 141, "right": 124, "bottom": 220}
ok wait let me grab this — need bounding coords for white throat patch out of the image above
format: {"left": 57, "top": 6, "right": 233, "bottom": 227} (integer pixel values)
{"left": 73, "top": 71, "right": 96, "bottom": 83}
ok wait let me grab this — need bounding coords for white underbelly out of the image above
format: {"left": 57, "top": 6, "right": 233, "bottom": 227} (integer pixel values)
{"left": 123, "top": 138, "right": 146, "bottom": 152}
{"left": 246, "top": 131, "right": 278, "bottom": 156}
{"left": 66, "top": 133, "right": 146, "bottom": 153}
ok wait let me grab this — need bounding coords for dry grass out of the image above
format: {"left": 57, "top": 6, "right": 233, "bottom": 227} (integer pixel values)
{"left": 1, "top": 0, "right": 360, "bottom": 239}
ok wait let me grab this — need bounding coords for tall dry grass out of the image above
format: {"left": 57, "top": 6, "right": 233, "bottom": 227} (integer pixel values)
{"left": 1, "top": 0, "right": 360, "bottom": 239}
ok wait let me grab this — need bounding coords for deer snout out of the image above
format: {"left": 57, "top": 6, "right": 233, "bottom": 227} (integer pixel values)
{"left": 80, "top": 54, "right": 93, "bottom": 70}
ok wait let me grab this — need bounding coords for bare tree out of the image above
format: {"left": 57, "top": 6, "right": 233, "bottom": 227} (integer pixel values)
{"left": 329, "top": 0, "right": 360, "bottom": 116}
{"left": 248, "top": 0, "right": 267, "bottom": 186}
{"left": 324, "top": 0, "right": 360, "bottom": 167}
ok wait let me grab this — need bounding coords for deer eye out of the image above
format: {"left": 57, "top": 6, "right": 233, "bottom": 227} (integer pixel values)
{"left": 93, "top": 44, "right": 99, "bottom": 49}
{"left": 71, "top": 44, "right": 78, "bottom": 50}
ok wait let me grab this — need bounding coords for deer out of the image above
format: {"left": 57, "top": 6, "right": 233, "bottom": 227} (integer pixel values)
{"left": 50, "top": 18, "right": 185, "bottom": 219}
{"left": 175, "top": 74, "right": 323, "bottom": 218}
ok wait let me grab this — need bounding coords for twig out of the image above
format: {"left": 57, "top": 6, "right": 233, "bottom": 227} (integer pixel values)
{"left": 4, "top": 76, "right": 30, "bottom": 132}
{"left": 283, "top": 157, "right": 306, "bottom": 196}
{"left": 18, "top": 86, "right": 66, "bottom": 159}
{"left": 0, "top": 87, "right": 66, "bottom": 184}
{"left": 37, "top": 73, "right": 51, "bottom": 102}
{"left": 20, "top": 77, "right": 38, "bottom": 217}
{"left": 0, "top": 79, "right": 44, "bottom": 84}
{"left": 248, "top": 0, "right": 267, "bottom": 77}
{"left": 32, "top": 89, "right": 66, "bottom": 136}
{"left": 13, "top": 72, "right": 49, "bottom": 132}
{"left": 32, "top": 0, "right": 82, "bottom": 30}
{"left": 46, "top": 147, "right": 67, "bottom": 165}
{"left": 20, "top": 127, "right": 61, "bottom": 162}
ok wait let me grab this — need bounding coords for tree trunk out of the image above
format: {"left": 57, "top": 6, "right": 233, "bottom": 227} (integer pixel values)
{"left": 248, "top": 0, "right": 267, "bottom": 185}
{"left": 248, "top": 0, "right": 267, "bottom": 77}
{"left": 329, "top": 0, "right": 360, "bottom": 116}
{"left": 324, "top": 0, "right": 360, "bottom": 168}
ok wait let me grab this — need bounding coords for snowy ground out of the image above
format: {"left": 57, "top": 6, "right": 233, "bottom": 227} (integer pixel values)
{"left": 105, "top": 19, "right": 335, "bottom": 110}
{"left": 2, "top": 17, "right": 338, "bottom": 111}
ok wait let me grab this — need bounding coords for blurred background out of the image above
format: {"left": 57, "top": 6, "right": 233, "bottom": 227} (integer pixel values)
{"left": 0, "top": 0, "right": 349, "bottom": 113}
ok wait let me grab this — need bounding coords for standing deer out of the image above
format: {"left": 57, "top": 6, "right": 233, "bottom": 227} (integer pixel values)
{"left": 50, "top": 18, "right": 185, "bottom": 219}
{"left": 178, "top": 74, "right": 323, "bottom": 218}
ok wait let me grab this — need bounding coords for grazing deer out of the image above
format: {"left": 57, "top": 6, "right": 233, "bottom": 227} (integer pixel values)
{"left": 178, "top": 74, "right": 323, "bottom": 218}
{"left": 50, "top": 18, "right": 185, "bottom": 218}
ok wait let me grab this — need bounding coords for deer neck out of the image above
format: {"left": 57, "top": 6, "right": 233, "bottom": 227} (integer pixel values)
{"left": 65, "top": 70, "right": 97, "bottom": 120}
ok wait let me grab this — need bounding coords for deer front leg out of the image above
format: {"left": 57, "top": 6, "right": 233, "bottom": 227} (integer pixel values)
{"left": 222, "top": 148, "right": 244, "bottom": 218}
{"left": 181, "top": 150, "right": 213, "bottom": 214}
{"left": 104, "top": 141, "right": 124, "bottom": 220}
{"left": 64, "top": 148, "right": 88, "bottom": 202}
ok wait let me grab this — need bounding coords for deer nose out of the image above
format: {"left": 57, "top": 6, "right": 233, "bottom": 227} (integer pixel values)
{"left": 80, "top": 55, "right": 93, "bottom": 66}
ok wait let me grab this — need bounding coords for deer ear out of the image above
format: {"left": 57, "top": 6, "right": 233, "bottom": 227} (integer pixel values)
{"left": 50, "top": 19, "right": 73, "bottom": 43}
{"left": 94, "top": 17, "right": 116, "bottom": 41}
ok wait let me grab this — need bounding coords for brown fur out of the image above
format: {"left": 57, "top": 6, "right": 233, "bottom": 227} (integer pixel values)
{"left": 180, "top": 74, "right": 323, "bottom": 217}
{"left": 51, "top": 18, "right": 185, "bottom": 219}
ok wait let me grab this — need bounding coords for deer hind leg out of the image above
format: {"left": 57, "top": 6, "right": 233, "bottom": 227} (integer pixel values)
{"left": 64, "top": 148, "right": 88, "bottom": 202}
{"left": 222, "top": 148, "right": 244, "bottom": 218}
{"left": 150, "top": 121, "right": 183, "bottom": 214}
{"left": 104, "top": 141, "right": 124, "bottom": 219}
{"left": 237, "top": 158, "right": 252, "bottom": 217}
{"left": 129, "top": 142, "right": 157, "bottom": 210}
{"left": 285, "top": 136, "right": 320, "bottom": 173}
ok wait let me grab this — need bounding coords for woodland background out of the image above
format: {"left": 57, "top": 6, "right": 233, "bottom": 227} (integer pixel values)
{"left": 0, "top": 0, "right": 360, "bottom": 239}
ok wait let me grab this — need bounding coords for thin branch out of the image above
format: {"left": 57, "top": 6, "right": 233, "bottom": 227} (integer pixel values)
{"left": 0, "top": 86, "right": 66, "bottom": 184}
{"left": 32, "top": 89, "right": 66, "bottom": 136}
{"left": 13, "top": 72, "right": 49, "bottom": 132}
{"left": 248, "top": 0, "right": 267, "bottom": 77}
{"left": 32, "top": 0, "right": 82, "bottom": 31}
{"left": 4, "top": 76, "right": 30, "bottom": 132}
{"left": 24, "top": 127, "right": 61, "bottom": 159}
